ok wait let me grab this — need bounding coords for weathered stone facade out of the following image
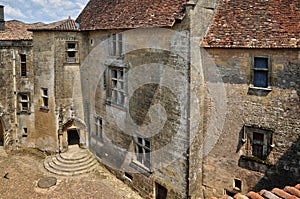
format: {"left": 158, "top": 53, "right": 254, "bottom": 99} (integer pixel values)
{"left": 201, "top": 48, "right": 300, "bottom": 198}
{"left": 1, "top": 0, "right": 300, "bottom": 199}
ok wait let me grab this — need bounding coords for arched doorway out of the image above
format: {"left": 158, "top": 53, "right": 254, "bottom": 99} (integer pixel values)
{"left": 67, "top": 129, "right": 80, "bottom": 145}
{"left": 0, "top": 118, "right": 4, "bottom": 146}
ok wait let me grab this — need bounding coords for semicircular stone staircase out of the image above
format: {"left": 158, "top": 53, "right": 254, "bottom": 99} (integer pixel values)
{"left": 44, "top": 145, "right": 98, "bottom": 176}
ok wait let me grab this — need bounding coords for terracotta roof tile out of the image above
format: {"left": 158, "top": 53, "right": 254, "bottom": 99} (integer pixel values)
{"left": 0, "top": 20, "right": 44, "bottom": 41}
{"left": 76, "top": 0, "right": 187, "bottom": 30}
{"left": 202, "top": 0, "right": 300, "bottom": 48}
{"left": 213, "top": 185, "right": 300, "bottom": 199}
{"left": 30, "top": 19, "right": 79, "bottom": 31}
{"left": 271, "top": 188, "right": 299, "bottom": 199}
{"left": 247, "top": 191, "right": 264, "bottom": 199}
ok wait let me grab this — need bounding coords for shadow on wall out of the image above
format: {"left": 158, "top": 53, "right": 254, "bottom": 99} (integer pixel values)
{"left": 238, "top": 133, "right": 300, "bottom": 191}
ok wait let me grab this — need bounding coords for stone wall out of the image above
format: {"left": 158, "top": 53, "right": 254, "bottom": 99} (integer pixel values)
{"left": 201, "top": 48, "right": 300, "bottom": 198}
{"left": 82, "top": 25, "right": 191, "bottom": 198}
{"left": 0, "top": 41, "right": 35, "bottom": 149}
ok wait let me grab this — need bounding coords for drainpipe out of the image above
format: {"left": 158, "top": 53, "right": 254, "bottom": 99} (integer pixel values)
{"left": 12, "top": 49, "right": 18, "bottom": 146}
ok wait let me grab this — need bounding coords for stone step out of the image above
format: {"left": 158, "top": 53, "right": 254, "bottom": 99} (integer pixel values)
{"left": 51, "top": 156, "right": 98, "bottom": 170}
{"left": 44, "top": 147, "right": 99, "bottom": 176}
{"left": 53, "top": 155, "right": 96, "bottom": 167}
{"left": 44, "top": 160, "right": 98, "bottom": 176}
{"left": 47, "top": 158, "right": 97, "bottom": 173}
{"left": 56, "top": 153, "right": 92, "bottom": 164}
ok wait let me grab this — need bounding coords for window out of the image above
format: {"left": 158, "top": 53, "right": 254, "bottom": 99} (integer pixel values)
{"left": 252, "top": 57, "right": 270, "bottom": 88}
{"left": 155, "top": 183, "right": 168, "bottom": 199}
{"left": 135, "top": 136, "right": 151, "bottom": 169}
{"left": 22, "top": 128, "right": 28, "bottom": 138}
{"left": 20, "top": 54, "right": 26, "bottom": 77}
{"left": 233, "top": 179, "right": 242, "bottom": 191}
{"left": 244, "top": 125, "right": 274, "bottom": 160}
{"left": 41, "top": 88, "right": 49, "bottom": 109}
{"left": 18, "top": 93, "right": 30, "bottom": 113}
{"left": 95, "top": 116, "right": 103, "bottom": 141}
{"left": 107, "top": 67, "right": 126, "bottom": 107}
{"left": 66, "top": 42, "right": 78, "bottom": 63}
{"left": 110, "top": 33, "right": 123, "bottom": 57}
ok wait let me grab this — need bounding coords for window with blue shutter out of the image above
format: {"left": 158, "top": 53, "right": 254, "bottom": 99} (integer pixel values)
{"left": 253, "top": 57, "right": 269, "bottom": 88}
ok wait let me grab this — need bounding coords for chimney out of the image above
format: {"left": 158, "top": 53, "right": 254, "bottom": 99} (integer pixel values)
{"left": 0, "top": 5, "right": 4, "bottom": 31}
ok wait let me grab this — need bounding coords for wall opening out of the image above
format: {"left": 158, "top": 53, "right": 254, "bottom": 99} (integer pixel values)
{"left": 0, "top": 118, "right": 3, "bottom": 146}
{"left": 155, "top": 182, "right": 167, "bottom": 199}
{"left": 67, "top": 129, "right": 80, "bottom": 145}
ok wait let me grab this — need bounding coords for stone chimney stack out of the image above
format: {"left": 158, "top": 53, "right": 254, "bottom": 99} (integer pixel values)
{"left": 0, "top": 5, "right": 4, "bottom": 31}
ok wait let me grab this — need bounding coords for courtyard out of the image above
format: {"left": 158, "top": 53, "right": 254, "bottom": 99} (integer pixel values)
{"left": 0, "top": 147, "right": 143, "bottom": 199}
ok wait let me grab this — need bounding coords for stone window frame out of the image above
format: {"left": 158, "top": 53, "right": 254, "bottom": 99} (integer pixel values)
{"left": 17, "top": 92, "right": 30, "bottom": 114}
{"left": 20, "top": 54, "right": 27, "bottom": 77}
{"left": 249, "top": 56, "right": 272, "bottom": 90}
{"left": 105, "top": 65, "right": 127, "bottom": 108}
{"left": 66, "top": 41, "right": 79, "bottom": 64}
{"left": 109, "top": 33, "right": 123, "bottom": 57}
{"left": 243, "top": 125, "right": 274, "bottom": 161}
{"left": 132, "top": 135, "right": 152, "bottom": 171}
{"left": 233, "top": 178, "right": 242, "bottom": 192}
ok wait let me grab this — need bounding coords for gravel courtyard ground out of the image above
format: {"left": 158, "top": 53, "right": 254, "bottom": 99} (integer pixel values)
{"left": 0, "top": 147, "right": 143, "bottom": 199}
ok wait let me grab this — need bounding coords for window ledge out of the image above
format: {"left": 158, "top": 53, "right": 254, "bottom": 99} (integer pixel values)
{"left": 39, "top": 106, "right": 49, "bottom": 112}
{"left": 249, "top": 85, "right": 272, "bottom": 91}
{"left": 17, "top": 111, "right": 31, "bottom": 115}
{"left": 240, "top": 155, "right": 273, "bottom": 166}
{"left": 105, "top": 100, "right": 126, "bottom": 111}
{"left": 129, "top": 160, "right": 152, "bottom": 177}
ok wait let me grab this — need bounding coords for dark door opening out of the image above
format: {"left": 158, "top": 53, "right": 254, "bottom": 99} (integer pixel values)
{"left": 0, "top": 119, "right": 4, "bottom": 146}
{"left": 156, "top": 183, "right": 167, "bottom": 199}
{"left": 67, "top": 129, "right": 80, "bottom": 145}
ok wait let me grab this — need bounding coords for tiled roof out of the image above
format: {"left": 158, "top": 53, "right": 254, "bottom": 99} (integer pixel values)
{"left": 202, "top": 0, "right": 300, "bottom": 48}
{"left": 209, "top": 184, "right": 300, "bottom": 199}
{"left": 0, "top": 20, "right": 44, "bottom": 41}
{"left": 29, "top": 19, "right": 79, "bottom": 31}
{"left": 76, "top": 0, "right": 187, "bottom": 30}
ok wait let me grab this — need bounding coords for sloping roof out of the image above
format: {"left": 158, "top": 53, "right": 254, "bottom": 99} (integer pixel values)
{"left": 0, "top": 20, "right": 44, "bottom": 41}
{"left": 29, "top": 19, "right": 79, "bottom": 31}
{"left": 76, "top": 0, "right": 187, "bottom": 30}
{"left": 210, "top": 184, "right": 300, "bottom": 199}
{"left": 202, "top": 0, "right": 300, "bottom": 48}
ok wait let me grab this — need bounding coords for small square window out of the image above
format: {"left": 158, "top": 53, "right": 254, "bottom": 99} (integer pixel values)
{"left": 18, "top": 93, "right": 30, "bottom": 113}
{"left": 233, "top": 179, "right": 242, "bottom": 191}
{"left": 66, "top": 42, "right": 79, "bottom": 63}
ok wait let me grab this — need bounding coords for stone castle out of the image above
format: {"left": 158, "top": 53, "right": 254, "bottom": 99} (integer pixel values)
{"left": 0, "top": 0, "right": 299, "bottom": 198}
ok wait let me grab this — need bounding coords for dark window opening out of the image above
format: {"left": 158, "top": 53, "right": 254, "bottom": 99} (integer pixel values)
{"left": 95, "top": 117, "right": 103, "bottom": 141}
{"left": 66, "top": 42, "right": 78, "bottom": 63}
{"left": 156, "top": 183, "right": 168, "bottom": 199}
{"left": 234, "top": 179, "right": 242, "bottom": 191}
{"left": 124, "top": 172, "right": 133, "bottom": 181}
{"left": 20, "top": 54, "right": 27, "bottom": 77}
{"left": 22, "top": 128, "right": 28, "bottom": 138}
{"left": 252, "top": 132, "right": 264, "bottom": 159}
{"left": 41, "top": 88, "right": 49, "bottom": 108}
